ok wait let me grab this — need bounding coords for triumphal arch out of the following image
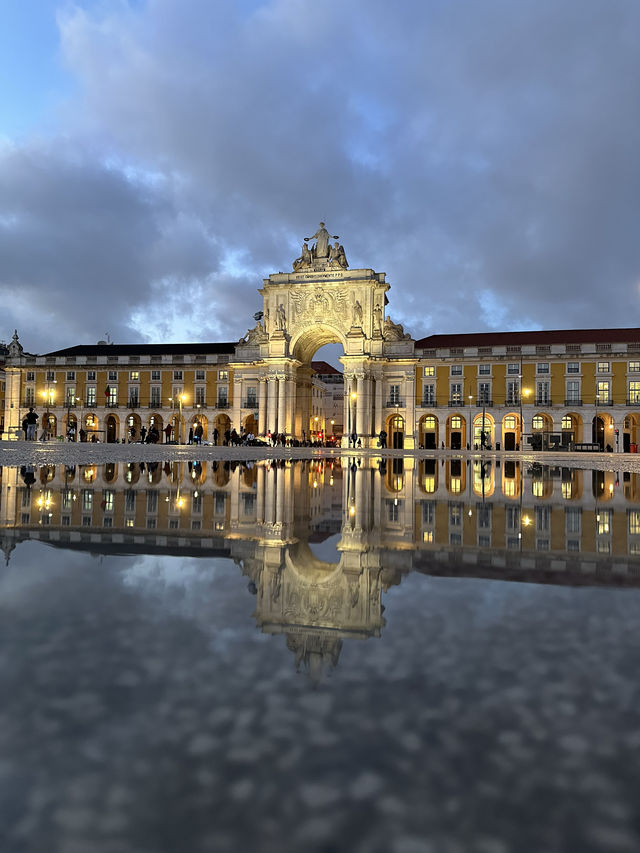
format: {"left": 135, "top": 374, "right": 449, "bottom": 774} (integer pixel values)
{"left": 233, "top": 222, "right": 416, "bottom": 447}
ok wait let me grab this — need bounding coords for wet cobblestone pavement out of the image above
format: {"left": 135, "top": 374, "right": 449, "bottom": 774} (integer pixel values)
{"left": 2, "top": 545, "right": 640, "bottom": 853}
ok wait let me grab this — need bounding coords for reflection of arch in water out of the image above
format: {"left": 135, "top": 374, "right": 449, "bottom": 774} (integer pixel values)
{"left": 188, "top": 461, "right": 207, "bottom": 486}
{"left": 501, "top": 460, "right": 520, "bottom": 499}
{"left": 40, "top": 465, "right": 55, "bottom": 485}
{"left": 103, "top": 463, "right": 118, "bottom": 484}
{"left": 124, "top": 463, "right": 140, "bottom": 485}
{"left": 472, "top": 460, "right": 494, "bottom": 498}
{"left": 592, "top": 469, "right": 615, "bottom": 501}
{"left": 418, "top": 458, "right": 438, "bottom": 494}
{"left": 145, "top": 462, "right": 162, "bottom": 485}
{"left": 81, "top": 465, "right": 97, "bottom": 484}
{"left": 446, "top": 458, "right": 466, "bottom": 495}
{"left": 212, "top": 461, "right": 230, "bottom": 487}
{"left": 560, "top": 467, "right": 583, "bottom": 500}
{"left": 385, "top": 458, "right": 405, "bottom": 492}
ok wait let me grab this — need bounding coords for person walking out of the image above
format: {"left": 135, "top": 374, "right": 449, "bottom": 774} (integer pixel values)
{"left": 213, "top": 427, "right": 219, "bottom": 446}
{"left": 25, "top": 407, "right": 38, "bottom": 441}
{"left": 140, "top": 425, "right": 147, "bottom": 443}
{"left": 164, "top": 423, "right": 173, "bottom": 443}
{"left": 22, "top": 417, "right": 28, "bottom": 440}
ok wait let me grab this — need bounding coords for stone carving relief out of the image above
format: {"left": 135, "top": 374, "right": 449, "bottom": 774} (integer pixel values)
{"left": 289, "top": 288, "right": 349, "bottom": 328}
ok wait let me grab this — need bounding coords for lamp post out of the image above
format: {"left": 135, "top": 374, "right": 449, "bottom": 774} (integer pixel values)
{"left": 468, "top": 394, "right": 473, "bottom": 449}
{"left": 521, "top": 387, "right": 531, "bottom": 449}
{"left": 348, "top": 390, "right": 357, "bottom": 446}
{"left": 42, "top": 379, "right": 56, "bottom": 440}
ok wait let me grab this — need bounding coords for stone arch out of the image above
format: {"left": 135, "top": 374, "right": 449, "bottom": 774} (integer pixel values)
{"left": 623, "top": 413, "right": 640, "bottom": 452}
{"left": 83, "top": 412, "right": 99, "bottom": 440}
{"left": 290, "top": 324, "right": 347, "bottom": 365}
{"left": 105, "top": 413, "right": 119, "bottom": 443}
{"left": 446, "top": 413, "right": 466, "bottom": 450}
{"left": 472, "top": 412, "right": 494, "bottom": 449}
{"left": 126, "top": 412, "right": 142, "bottom": 441}
{"left": 42, "top": 412, "right": 56, "bottom": 439}
{"left": 501, "top": 412, "right": 521, "bottom": 451}
{"left": 191, "top": 414, "right": 208, "bottom": 441}
{"left": 419, "top": 414, "right": 438, "bottom": 450}
{"left": 242, "top": 413, "right": 257, "bottom": 436}
{"left": 531, "top": 412, "right": 553, "bottom": 451}
{"left": 64, "top": 411, "right": 77, "bottom": 440}
{"left": 214, "top": 413, "right": 231, "bottom": 443}
{"left": 103, "top": 463, "right": 118, "bottom": 484}
{"left": 562, "top": 413, "right": 583, "bottom": 446}
{"left": 124, "top": 462, "right": 140, "bottom": 485}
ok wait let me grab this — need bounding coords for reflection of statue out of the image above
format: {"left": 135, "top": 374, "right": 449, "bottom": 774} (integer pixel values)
{"left": 373, "top": 303, "right": 383, "bottom": 335}
{"left": 305, "top": 222, "right": 338, "bottom": 259}
{"left": 383, "top": 316, "right": 410, "bottom": 341}
{"left": 293, "top": 242, "right": 312, "bottom": 271}
{"left": 275, "top": 304, "right": 286, "bottom": 332}
{"left": 352, "top": 299, "right": 363, "bottom": 327}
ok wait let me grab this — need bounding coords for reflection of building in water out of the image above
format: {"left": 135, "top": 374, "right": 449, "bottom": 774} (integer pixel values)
{"left": 3, "top": 459, "right": 640, "bottom": 671}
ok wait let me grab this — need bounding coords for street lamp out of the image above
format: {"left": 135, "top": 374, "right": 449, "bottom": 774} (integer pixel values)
{"left": 468, "top": 394, "right": 473, "bottom": 449}
{"left": 521, "top": 387, "right": 531, "bottom": 449}
{"left": 348, "top": 390, "right": 357, "bottom": 446}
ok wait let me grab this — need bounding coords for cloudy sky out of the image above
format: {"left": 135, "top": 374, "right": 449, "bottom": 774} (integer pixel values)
{"left": 2, "top": 0, "right": 640, "bottom": 358}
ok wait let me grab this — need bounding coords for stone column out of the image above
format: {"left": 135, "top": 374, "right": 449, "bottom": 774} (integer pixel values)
{"left": 232, "top": 377, "right": 242, "bottom": 433}
{"left": 266, "top": 377, "right": 277, "bottom": 437}
{"left": 356, "top": 374, "right": 367, "bottom": 438}
{"left": 256, "top": 464, "right": 265, "bottom": 524}
{"left": 404, "top": 371, "right": 416, "bottom": 449}
{"left": 264, "top": 466, "right": 276, "bottom": 525}
{"left": 285, "top": 378, "right": 296, "bottom": 437}
{"left": 258, "top": 379, "right": 267, "bottom": 436}
{"left": 374, "top": 374, "right": 384, "bottom": 435}
{"left": 4, "top": 368, "right": 22, "bottom": 439}
{"left": 275, "top": 467, "right": 285, "bottom": 525}
{"left": 277, "top": 376, "right": 287, "bottom": 437}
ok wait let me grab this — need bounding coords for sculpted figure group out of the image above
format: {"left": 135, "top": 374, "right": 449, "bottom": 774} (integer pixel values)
{"left": 293, "top": 222, "right": 348, "bottom": 271}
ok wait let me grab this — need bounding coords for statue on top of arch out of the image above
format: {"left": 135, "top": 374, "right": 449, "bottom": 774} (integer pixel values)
{"left": 292, "top": 222, "right": 348, "bottom": 271}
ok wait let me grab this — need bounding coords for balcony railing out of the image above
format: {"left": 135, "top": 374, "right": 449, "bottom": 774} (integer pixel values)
{"left": 565, "top": 398, "right": 583, "bottom": 406}
{"left": 217, "top": 401, "right": 229, "bottom": 409}
{"left": 475, "top": 399, "right": 493, "bottom": 407}
{"left": 105, "top": 401, "right": 119, "bottom": 408}
{"left": 448, "top": 399, "right": 464, "bottom": 407}
{"left": 535, "top": 398, "right": 552, "bottom": 406}
{"left": 385, "top": 400, "right": 404, "bottom": 408}
{"left": 626, "top": 398, "right": 640, "bottom": 406}
{"left": 418, "top": 400, "right": 437, "bottom": 408}
{"left": 596, "top": 399, "right": 614, "bottom": 406}
{"left": 242, "top": 399, "right": 258, "bottom": 409}
{"left": 506, "top": 398, "right": 520, "bottom": 406}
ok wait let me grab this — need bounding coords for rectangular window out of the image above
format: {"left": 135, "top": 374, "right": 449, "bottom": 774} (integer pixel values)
{"left": 130, "top": 371, "right": 139, "bottom": 381}
{"left": 506, "top": 506, "right": 520, "bottom": 530}
{"left": 478, "top": 364, "right": 491, "bottom": 375}
{"left": 82, "top": 490, "right": 93, "bottom": 512}
{"left": 507, "top": 363, "right": 520, "bottom": 375}
{"left": 477, "top": 382, "right": 491, "bottom": 403}
{"left": 450, "top": 383, "right": 462, "bottom": 404}
{"left": 218, "top": 387, "right": 228, "bottom": 407}
{"left": 629, "top": 361, "right": 640, "bottom": 373}
{"left": 86, "top": 387, "right": 96, "bottom": 406}
{"left": 536, "top": 506, "right": 551, "bottom": 531}
{"left": 241, "top": 493, "right": 256, "bottom": 516}
{"left": 66, "top": 371, "right": 75, "bottom": 381}
{"left": 62, "top": 489, "right": 73, "bottom": 511}
{"left": 150, "top": 387, "right": 161, "bottom": 407}
{"left": 125, "top": 491, "right": 136, "bottom": 512}
{"left": 450, "top": 365, "right": 463, "bottom": 376}
{"left": 103, "top": 490, "right": 114, "bottom": 512}
{"left": 422, "top": 384, "right": 435, "bottom": 405}
{"left": 146, "top": 491, "right": 158, "bottom": 513}
{"left": 565, "top": 507, "right": 581, "bottom": 534}
{"left": 423, "top": 366, "right": 435, "bottom": 377}
{"left": 389, "top": 384, "right": 400, "bottom": 404}
{"left": 449, "top": 504, "right": 463, "bottom": 527}
{"left": 629, "top": 510, "right": 640, "bottom": 535}
{"left": 422, "top": 501, "right": 435, "bottom": 525}
{"left": 46, "top": 370, "right": 55, "bottom": 381}
{"left": 219, "top": 370, "right": 229, "bottom": 380}
{"left": 195, "top": 369, "right": 206, "bottom": 381}
{"left": 597, "top": 380, "right": 610, "bottom": 403}
{"left": 567, "top": 362, "right": 580, "bottom": 373}
{"left": 26, "top": 371, "right": 35, "bottom": 381}
{"left": 214, "top": 493, "right": 226, "bottom": 514}
{"left": 386, "top": 499, "right": 401, "bottom": 522}
{"left": 66, "top": 387, "right": 76, "bottom": 405}
{"left": 566, "top": 380, "right": 580, "bottom": 402}
{"left": 151, "top": 370, "right": 161, "bottom": 381}
{"left": 24, "top": 387, "right": 35, "bottom": 406}
{"left": 597, "top": 509, "right": 612, "bottom": 536}
{"left": 195, "top": 386, "right": 206, "bottom": 406}
{"left": 108, "top": 370, "right": 118, "bottom": 381}
{"left": 597, "top": 362, "right": 610, "bottom": 373}
{"left": 87, "top": 370, "right": 96, "bottom": 381}
{"left": 536, "top": 381, "right": 550, "bottom": 404}
{"left": 107, "top": 386, "right": 117, "bottom": 406}
{"left": 629, "top": 382, "right": 640, "bottom": 404}
{"left": 173, "top": 370, "right": 183, "bottom": 381}
{"left": 537, "top": 363, "right": 549, "bottom": 374}
{"left": 506, "top": 380, "right": 520, "bottom": 405}
{"left": 128, "top": 387, "right": 139, "bottom": 407}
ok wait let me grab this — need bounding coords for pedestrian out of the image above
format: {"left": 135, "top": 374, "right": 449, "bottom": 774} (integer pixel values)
{"left": 164, "top": 423, "right": 173, "bottom": 443}
{"left": 79, "top": 428, "right": 87, "bottom": 442}
{"left": 213, "top": 427, "right": 219, "bottom": 446}
{"left": 25, "top": 407, "right": 38, "bottom": 440}
{"left": 224, "top": 429, "right": 231, "bottom": 446}
{"left": 379, "top": 429, "right": 387, "bottom": 448}
{"left": 22, "top": 417, "right": 28, "bottom": 440}
{"left": 195, "top": 423, "right": 203, "bottom": 444}
{"left": 188, "top": 426, "right": 194, "bottom": 445}
{"left": 350, "top": 431, "right": 357, "bottom": 448}
{"left": 140, "top": 425, "right": 147, "bottom": 443}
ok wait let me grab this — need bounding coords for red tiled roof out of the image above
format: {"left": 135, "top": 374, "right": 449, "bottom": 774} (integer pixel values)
{"left": 415, "top": 328, "right": 640, "bottom": 349}
{"left": 311, "top": 360, "right": 342, "bottom": 374}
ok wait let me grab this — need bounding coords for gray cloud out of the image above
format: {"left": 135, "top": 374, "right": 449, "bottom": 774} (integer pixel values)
{"left": 3, "top": 0, "right": 640, "bottom": 353}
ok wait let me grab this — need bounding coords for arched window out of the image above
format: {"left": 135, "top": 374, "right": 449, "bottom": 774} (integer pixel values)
{"left": 562, "top": 415, "right": 572, "bottom": 430}
{"left": 451, "top": 416, "right": 462, "bottom": 428}
{"left": 532, "top": 415, "right": 544, "bottom": 430}
{"left": 504, "top": 415, "right": 517, "bottom": 429}
{"left": 424, "top": 416, "right": 436, "bottom": 429}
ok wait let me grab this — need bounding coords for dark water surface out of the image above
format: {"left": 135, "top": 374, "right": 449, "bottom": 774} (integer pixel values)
{"left": 1, "top": 458, "right": 640, "bottom": 853}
